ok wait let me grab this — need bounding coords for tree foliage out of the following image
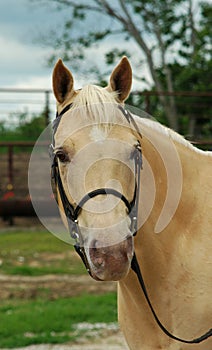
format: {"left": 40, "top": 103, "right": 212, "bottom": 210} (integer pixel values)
{"left": 0, "top": 113, "right": 46, "bottom": 142}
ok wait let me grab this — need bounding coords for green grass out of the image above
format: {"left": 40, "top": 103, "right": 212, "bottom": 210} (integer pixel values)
{"left": 0, "top": 293, "right": 117, "bottom": 348}
{"left": 0, "top": 230, "right": 85, "bottom": 276}
{"left": 0, "top": 229, "right": 70, "bottom": 253}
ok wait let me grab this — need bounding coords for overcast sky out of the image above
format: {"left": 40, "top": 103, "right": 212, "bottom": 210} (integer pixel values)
{"left": 0, "top": 0, "right": 78, "bottom": 122}
{"left": 0, "top": 0, "right": 68, "bottom": 89}
{"left": 0, "top": 0, "right": 204, "bottom": 124}
{"left": 0, "top": 0, "right": 145, "bottom": 90}
{"left": 0, "top": 0, "right": 141, "bottom": 123}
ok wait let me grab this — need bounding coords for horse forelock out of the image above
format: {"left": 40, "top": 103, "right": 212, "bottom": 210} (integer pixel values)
{"left": 55, "top": 84, "right": 124, "bottom": 147}
{"left": 71, "top": 84, "right": 119, "bottom": 126}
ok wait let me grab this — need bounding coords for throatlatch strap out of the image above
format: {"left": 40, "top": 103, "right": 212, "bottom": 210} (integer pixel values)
{"left": 131, "top": 253, "right": 212, "bottom": 344}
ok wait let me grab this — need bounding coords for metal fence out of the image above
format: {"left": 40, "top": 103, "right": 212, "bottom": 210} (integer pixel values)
{"left": 0, "top": 88, "right": 211, "bottom": 130}
{"left": 0, "top": 88, "right": 211, "bottom": 221}
{"left": 0, "top": 88, "right": 54, "bottom": 127}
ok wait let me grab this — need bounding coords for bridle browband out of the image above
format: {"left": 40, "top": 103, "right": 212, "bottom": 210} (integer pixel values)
{"left": 49, "top": 102, "right": 211, "bottom": 345}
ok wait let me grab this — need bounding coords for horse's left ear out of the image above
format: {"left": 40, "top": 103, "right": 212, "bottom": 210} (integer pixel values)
{"left": 109, "top": 56, "right": 132, "bottom": 102}
{"left": 52, "top": 59, "right": 74, "bottom": 103}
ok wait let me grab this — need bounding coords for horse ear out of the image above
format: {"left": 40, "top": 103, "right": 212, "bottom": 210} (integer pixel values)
{"left": 52, "top": 59, "right": 74, "bottom": 103}
{"left": 109, "top": 56, "right": 132, "bottom": 102}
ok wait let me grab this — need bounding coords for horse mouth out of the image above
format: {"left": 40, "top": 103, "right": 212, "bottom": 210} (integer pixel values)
{"left": 87, "top": 236, "right": 134, "bottom": 281}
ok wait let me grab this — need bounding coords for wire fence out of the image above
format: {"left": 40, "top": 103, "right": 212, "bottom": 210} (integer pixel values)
{"left": 0, "top": 88, "right": 54, "bottom": 127}
{"left": 0, "top": 88, "right": 211, "bottom": 220}
{"left": 0, "top": 88, "right": 211, "bottom": 131}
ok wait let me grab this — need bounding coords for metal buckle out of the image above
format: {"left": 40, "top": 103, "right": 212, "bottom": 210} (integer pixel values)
{"left": 71, "top": 220, "right": 80, "bottom": 242}
{"left": 131, "top": 216, "right": 138, "bottom": 236}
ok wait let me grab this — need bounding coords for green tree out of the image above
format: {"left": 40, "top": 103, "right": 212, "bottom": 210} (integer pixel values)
{"left": 32, "top": 0, "right": 211, "bottom": 133}
{"left": 0, "top": 113, "right": 46, "bottom": 142}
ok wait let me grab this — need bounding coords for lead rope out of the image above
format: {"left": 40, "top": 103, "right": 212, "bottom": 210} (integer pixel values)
{"left": 131, "top": 254, "right": 212, "bottom": 344}
{"left": 124, "top": 109, "right": 212, "bottom": 344}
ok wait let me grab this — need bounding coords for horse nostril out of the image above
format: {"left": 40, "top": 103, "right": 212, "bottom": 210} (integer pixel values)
{"left": 95, "top": 257, "right": 104, "bottom": 267}
{"left": 89, "top": 240, "right": 105, "bottom": 268}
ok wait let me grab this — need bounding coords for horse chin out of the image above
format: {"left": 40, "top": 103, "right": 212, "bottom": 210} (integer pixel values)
{"left": 87, "top": 236, "right": 134, "bottom": 282}
{"left": 90, "top": 265, "right": 131, "bottom": 282}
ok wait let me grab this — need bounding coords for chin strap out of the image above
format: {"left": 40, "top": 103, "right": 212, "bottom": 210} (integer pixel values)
{"left": 131, "top": 253, "right": 212, "bottom": 344}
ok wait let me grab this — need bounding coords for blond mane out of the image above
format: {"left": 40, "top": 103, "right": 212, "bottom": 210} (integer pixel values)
{"left": 138, "top": 117, "right": 212, "bottom": 156}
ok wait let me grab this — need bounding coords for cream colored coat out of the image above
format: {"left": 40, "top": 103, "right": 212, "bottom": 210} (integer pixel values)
{"left": 118, "top": 116, "right": 212, "bottom": 349}
{"left": 52, "top": 57, "right": 212, "bottom": 350}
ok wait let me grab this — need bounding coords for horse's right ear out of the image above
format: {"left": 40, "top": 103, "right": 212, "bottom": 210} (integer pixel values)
{"left": 52, "top": 59, "right": 74, "bottom": 104}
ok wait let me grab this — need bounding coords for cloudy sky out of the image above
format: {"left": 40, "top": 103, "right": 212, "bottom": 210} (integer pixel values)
{"left": 0, "top": 0, "right": 68, "bottom": 89}
{"left": 0, "top": 0, "right": 203, "bottom": 124}
{"left": 0, "top": 0, "right": 142, "bottom": 123}
{"left": 0, "top": 0, "right": 79, "bottom": 122}
{"left": 0, "top": 0, "right": 145, "bottom": 89}
{"left": 0, "top": 0, "right": 138, "bottom": 123}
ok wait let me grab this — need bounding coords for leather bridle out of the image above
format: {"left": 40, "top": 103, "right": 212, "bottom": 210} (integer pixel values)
{"left": 49, "top": 103, "right": 143, "bottom": 273}
{"left": 49, "top": 102, "right": 211, "bottom": 345}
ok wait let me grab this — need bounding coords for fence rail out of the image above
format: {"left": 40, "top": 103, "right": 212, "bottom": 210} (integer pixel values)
{"left": 0, "top": 141, "right": 48, "bottom": 193}
{"left": 0, "top": 88, "right": 211, "bottom": 221}
{"left": 0, "top": 88, "right": 212, "bottom": 128}
{"left": 0, "top": 138, "right": 212, "bottom": 222}
{"left": 0, "top": 88, "right": 53, "bottom": 126}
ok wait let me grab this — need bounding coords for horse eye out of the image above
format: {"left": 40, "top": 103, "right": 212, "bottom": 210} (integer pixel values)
{"left": 56, "top": 150, "right": 69, "bottom": 163}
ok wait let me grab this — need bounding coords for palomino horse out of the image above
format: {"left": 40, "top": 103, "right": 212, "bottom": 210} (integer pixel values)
{"left": 51, "top": 57, "right": 211, "bottom": 349}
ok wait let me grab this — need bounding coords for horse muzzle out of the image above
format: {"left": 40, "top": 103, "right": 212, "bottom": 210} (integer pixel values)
{"left": 86, "top": 235, "right": 134, "bottom": 281}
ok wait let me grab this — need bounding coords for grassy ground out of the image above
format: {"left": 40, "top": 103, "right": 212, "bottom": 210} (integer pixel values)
{"left": 0, "top": 229, "right": 85, "bottom": 276}
{"left": 0, "top": 293, "right": 117, "bottom": 348}
{"left": 0, "top": 228, "right": 118, "bottom": 348}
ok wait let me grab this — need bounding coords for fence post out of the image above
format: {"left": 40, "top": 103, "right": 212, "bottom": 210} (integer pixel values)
{"left": 145, "top": 94, "right": 150, "bottom": 114}
{"left": 44, "top": 90, "right": 50, "bottom": 126}
{"left": 8, "top": 144, "right": 13, "bottom": 187}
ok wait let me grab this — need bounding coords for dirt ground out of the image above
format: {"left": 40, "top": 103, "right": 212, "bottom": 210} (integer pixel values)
{"left": 0, "top": 334, "right": 128, "bottom": 350}
{"left": 1, "top": 332, "right": 129, "bottom": 350}
{"left": 0, "top": 273, "right": 117, "bottom": 300}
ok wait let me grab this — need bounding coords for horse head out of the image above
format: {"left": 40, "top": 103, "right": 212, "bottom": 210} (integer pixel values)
{"left": 51, "top": 57, "right": 142, "bottom": 281}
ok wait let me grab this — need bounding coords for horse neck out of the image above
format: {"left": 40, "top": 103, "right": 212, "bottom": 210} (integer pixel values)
{"left": 136, "top": 117, "right": 211, "bottom": 244}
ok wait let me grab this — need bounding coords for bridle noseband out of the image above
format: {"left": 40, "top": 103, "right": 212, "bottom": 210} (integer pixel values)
{"left": 49, "top": 102, "right": 211, "bottom": 345}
